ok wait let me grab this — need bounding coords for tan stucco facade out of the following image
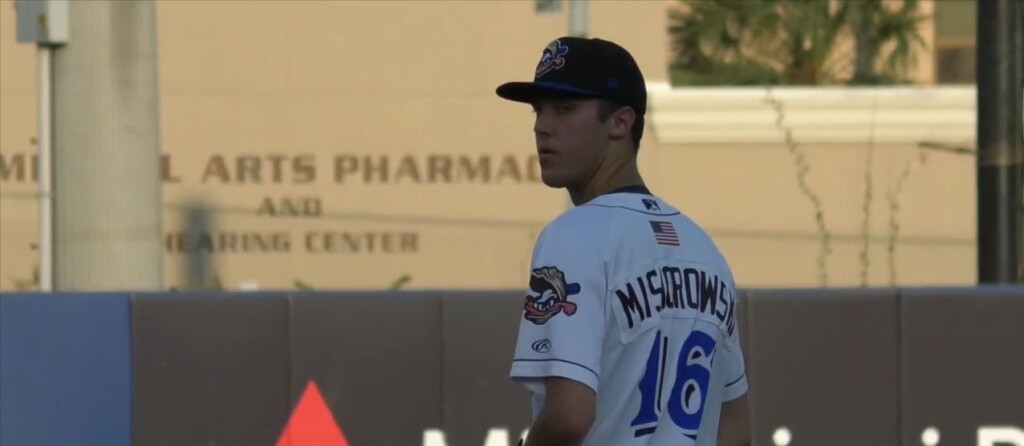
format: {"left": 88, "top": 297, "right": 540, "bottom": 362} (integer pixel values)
{"left": 1, "top": 0, "right": 978, "bottom": 291}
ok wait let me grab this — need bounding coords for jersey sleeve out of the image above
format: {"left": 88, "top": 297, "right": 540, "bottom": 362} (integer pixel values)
{"left": 509, "top": 222, "right": 607, "bottom": 394}
{"left": 720, "top": 291, "right": 748, "bottom": 401}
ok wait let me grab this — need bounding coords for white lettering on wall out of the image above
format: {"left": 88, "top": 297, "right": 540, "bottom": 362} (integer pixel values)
{"left": 979, "top": 426, "right": 1024, "bottom": 446}
{"left": 422, "top": 428, "right": 530, "bottom": 446}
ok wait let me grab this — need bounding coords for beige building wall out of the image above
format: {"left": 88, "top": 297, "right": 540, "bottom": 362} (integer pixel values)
{"left": 644, "top": 85, "right": 976, "bottom": 288}
{"left": 0, "top": 0, "right": 977, "bottom": 291}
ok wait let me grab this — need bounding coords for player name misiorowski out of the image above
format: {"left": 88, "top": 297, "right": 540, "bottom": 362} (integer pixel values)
{"left": 614, "top": 265, "right": 738, "bottom": 337}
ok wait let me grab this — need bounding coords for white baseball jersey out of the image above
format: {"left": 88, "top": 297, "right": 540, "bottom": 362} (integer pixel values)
{"left": 510, "top": 186, "right": 748, "bottom": 446}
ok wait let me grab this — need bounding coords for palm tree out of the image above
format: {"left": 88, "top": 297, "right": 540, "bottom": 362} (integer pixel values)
{"left": 668, "top": 0, "right": 784, "bottom": 85}
{"left": 668, "top": 0, "right": 930, "bottom": 86}
{"left": 849, "top": 0, "right": 930, "bottom": 84}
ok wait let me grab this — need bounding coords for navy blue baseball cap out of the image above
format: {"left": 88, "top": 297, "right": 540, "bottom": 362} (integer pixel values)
{"left": 496, "top": 37, "right": 648, "bottom": 116}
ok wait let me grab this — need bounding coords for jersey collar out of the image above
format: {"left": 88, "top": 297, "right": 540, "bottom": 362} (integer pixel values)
{"left": 602, "top": 184, "right": 653, "bottom": 196}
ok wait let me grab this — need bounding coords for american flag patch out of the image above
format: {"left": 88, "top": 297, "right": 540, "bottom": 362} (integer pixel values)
{"left": 650, "top": 221, "right": 680, "bottom": 246}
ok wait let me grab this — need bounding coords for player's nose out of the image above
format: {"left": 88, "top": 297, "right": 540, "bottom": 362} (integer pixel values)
{"left": 533, "top": 114, "right": 553, "bottom": 139}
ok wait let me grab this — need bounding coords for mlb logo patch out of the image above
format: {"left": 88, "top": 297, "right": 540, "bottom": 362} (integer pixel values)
{"left": 642, "top": 198, "right": 660, "bottom": 211}
{"left": 649, "top": 221, "right": 679, "bottom": 246}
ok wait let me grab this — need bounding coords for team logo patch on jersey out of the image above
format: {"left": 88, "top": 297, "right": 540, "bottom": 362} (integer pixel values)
{"left": 535, "top": 40, "right": 569, "bottom": 77}
{"left": 523, "top": 266, "right": 581, "bottom": 325}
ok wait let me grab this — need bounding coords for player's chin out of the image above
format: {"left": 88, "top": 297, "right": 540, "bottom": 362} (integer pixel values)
{"left": 539, "top": 168, "right": 572, "bottom": 189}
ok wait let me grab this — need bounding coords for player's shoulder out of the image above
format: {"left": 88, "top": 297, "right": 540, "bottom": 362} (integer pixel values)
{"left": 535, "top": 188, "right": 685, "bottom": 244}
{"left": 535, "top": 204, "right": 615, "bottom": 248}
{"left": 587, "top": 190, "right": 736, "bottom": 275}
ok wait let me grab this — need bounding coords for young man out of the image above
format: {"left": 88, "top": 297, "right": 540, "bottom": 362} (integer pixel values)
{"left": 495, "top": 37, "right": 752, "bottom": 446}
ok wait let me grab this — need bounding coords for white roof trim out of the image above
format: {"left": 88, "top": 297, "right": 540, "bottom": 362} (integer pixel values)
{"left": 645, "top": 82, "right": 981, "bottom": 145}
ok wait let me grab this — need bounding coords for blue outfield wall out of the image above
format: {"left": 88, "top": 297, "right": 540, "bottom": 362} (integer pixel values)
{"left": 0, "top": 293, "right": 133, "bottom": 446}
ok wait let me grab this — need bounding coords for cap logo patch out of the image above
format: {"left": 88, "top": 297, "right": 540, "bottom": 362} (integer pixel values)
{"left": 535, "top": 40, "right": 569, "bottom": 78}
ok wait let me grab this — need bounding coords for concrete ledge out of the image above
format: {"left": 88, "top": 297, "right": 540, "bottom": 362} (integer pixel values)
{"left": 646, "top": 82, "right": 980, "bottom": 145}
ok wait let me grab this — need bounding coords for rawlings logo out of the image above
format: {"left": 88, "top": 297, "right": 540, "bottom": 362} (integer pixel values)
{"left": 535, "top": 40, "right": 569, "bottom": 77}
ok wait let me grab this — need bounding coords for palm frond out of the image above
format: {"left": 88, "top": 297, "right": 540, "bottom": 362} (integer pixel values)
{"left": 667, "top": 0, "right": 927, "bottom": 86}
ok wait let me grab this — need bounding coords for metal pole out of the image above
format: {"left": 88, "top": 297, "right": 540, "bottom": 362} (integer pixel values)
{"left": 1015, "top": 0, "right": 1024, "bottom": 284}
{"left": 37, "top": 46, "right": 53, "bottom": 292}
{"left": 51, "top": 0, "right": 163, "bottom": 291}
{"left": 976, "top": 0, "right": 1024, "bottom": 284}
{"left": 568, "top": 0, "right": 587, "bottom": 38}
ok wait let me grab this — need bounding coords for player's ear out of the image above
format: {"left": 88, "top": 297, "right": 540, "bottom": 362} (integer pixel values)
{"left": 608, "top": 106, "right": 635, "bottom": 142}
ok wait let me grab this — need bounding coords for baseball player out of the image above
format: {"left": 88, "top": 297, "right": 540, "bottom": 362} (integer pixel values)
{"left": 496, "top": 37, "right": 752, "bottom": 446}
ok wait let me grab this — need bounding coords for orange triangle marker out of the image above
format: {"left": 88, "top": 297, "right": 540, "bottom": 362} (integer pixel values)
{"left": 276, "top": 380, "right": 350, "bottom": 446}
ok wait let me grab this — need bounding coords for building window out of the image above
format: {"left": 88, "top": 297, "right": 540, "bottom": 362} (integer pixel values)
{"left": 934, "top": 0, "right": 976, "bottom": 84}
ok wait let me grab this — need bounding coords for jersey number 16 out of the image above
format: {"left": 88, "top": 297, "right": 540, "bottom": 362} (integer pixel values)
{"left": 630, "top": 329, "right": 717, "bottom": 439}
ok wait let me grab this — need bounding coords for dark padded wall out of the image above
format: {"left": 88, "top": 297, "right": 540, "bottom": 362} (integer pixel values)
{"left": 114, "top": 287, "right": 1024, "bottom": 445}
{"left": 131, "top": 293, "right": 292, "bottom": 446}
{"left": 288, "top": 292, "right": 444, "bottom": 445}
{"left": 745, "top": 289, "right": 902, "bottom": 446}
{"left": 441, "top": 292, "right": 533, "bottom": 445}
{"left": 901, "top": 287, "right": 1024, "bottom": 445}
